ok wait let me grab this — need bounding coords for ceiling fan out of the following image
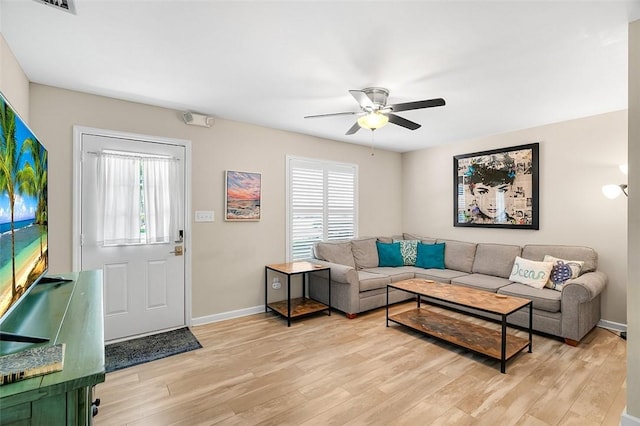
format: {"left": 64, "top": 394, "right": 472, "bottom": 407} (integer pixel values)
{"left": 304, "top": 87, "right": 445, "bottom": 135}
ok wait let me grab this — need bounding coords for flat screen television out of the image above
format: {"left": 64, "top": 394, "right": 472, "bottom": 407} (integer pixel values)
{"left": 0, "top": 90, "right": 49, "bottom": 343}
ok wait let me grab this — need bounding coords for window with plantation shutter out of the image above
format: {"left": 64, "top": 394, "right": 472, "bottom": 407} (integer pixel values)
{"left": 286, "top": 156, "right": 358, "bottom": 261}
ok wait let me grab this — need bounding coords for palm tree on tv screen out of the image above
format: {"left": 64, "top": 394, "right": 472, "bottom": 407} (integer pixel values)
{"left": 0, "top": 99, "right": 33, "bottom": 299}
{"left": 21, "top": 138, "right": 47, "bottom": 264}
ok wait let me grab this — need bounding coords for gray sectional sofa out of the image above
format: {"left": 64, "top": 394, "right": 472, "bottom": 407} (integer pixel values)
{"left": 308, "top": 233, "right": 607, "bottom": 345}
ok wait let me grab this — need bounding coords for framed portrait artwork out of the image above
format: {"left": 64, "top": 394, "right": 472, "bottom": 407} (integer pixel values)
{"left": 453, "top": 143, "right": 539, "bottom": 229}
{"left": 225, "top": 170, "right": 262, "bottom": 221}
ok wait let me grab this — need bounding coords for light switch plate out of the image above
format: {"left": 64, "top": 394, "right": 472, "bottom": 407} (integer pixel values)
{"left": 195, "top": 210, "right": 214, "bottom": 222}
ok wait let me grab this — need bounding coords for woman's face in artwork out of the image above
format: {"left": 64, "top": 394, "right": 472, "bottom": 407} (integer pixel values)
{"left": 472, "top": 182, "right": 512, "bottom": 219}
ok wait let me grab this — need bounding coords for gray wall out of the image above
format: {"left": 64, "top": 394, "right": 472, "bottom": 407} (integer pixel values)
{"left": 0, "top": 35, "right": 29, "bottom": 120}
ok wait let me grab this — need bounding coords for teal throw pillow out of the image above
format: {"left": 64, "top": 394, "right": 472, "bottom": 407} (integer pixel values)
{"left": 415, "top": 242, "right": 445, "bottom": 269}
{"left": 376, "top": 241, "right": 404, "bottom": 267}
{"left": 393, "top": 239, "right": 419, "bottom": 265}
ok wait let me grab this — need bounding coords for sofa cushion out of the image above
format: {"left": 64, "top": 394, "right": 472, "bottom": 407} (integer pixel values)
{"left": 358, "top": 270, "right": 392, "bottom": 292}
{"left": 437, "top": 239, "right": 477, "bottom": 273}
{"left": 393, "top": 239, "right": 419, "bottom": 265}
{"left": 451, "top": 274, "right": 512, "bottom": 293}
{"left": 403, "top": 233, "right": 437, "bottom": 244}
{"left": 351, "top": 237, "right": 379, "bottom": 269}
{"left": 509, "top": 256, "right": 554, "bottom": 289}
{"left": 472, "top": 243, "right": 521, "bottom": 278}
{"left": 415, "top": 242, "right": 445, "bottom": 269}
{"left": 522, "top": 245, "right": 597, "bottom": 273}
{"left": 362, "top": 266, "right": 415, "bottom": 283}
{"left": 543, "top": 255, "right": 585, "bottom": 291}
{"left": 498, "top": 283, "right": 561, "bottom": 313}
{"left": 413, "top": 269, "right": 470, "bottom": 284}
{"left": 315, "top": 241, "right": 355, "bottom": 268}
{"left": 376, "top": 241, "right": 404, "bottom": 267}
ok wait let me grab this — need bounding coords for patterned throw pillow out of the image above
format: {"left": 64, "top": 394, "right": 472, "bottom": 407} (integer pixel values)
{"left": 393, "top": 239, "right": 419, "bottom": 265}
{"left": 508, "top": 256, "right": 554, "bottom": 289}
{"left": 543, "top": 255, "right": 584, "bottom": 291}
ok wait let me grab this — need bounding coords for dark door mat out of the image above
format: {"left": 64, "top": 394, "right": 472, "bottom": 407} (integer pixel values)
{"left": 105, "top": 327, "right": 202, "bottom": 373}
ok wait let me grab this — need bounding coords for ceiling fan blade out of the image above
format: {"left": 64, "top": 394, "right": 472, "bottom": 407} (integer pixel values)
{"left": 345, "top": 122, "right": 361, "bottom": 135}
{"left": 349, "top": 90, "right": 375, "bottom": 109}
{"left": 304, "top": 111, "right": 359, "bottom": 119}
{"left": 390, "top": 98, "right": 446, "bottom": 112}
{"left": 387, "top": 113, "right": 421, "bottom": 130}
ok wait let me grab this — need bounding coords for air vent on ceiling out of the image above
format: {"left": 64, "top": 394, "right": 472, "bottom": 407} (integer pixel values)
{"left": 33, "top": 0, "right": 76, "bottom": 15}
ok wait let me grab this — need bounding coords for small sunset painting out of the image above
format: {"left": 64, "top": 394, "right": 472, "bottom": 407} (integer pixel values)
{"left": 225, "top": 171, "right": 261, "bottom": 221}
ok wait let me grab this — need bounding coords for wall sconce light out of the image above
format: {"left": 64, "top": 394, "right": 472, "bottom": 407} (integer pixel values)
{"left": 602, "top": 184, "right": 628, "bottom": 199}
{"left": 602, "top": 164, "right": 628, "bottom": 199}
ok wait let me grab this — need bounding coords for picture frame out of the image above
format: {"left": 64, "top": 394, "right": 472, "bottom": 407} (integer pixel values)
{"left": 453, "top": 143, "right": 539, "bottom": 229}
{"left": 225, "top": 170, "right": 262, "bottom": 221}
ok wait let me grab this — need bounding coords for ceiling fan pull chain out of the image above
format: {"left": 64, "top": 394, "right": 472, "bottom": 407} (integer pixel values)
{"left": 370, "top": 130, "right": 376, "bottom": 157}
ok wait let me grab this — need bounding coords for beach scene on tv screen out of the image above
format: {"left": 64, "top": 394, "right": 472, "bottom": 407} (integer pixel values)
{"left": 0, "top": 96, "right": 48, "bottom": 319}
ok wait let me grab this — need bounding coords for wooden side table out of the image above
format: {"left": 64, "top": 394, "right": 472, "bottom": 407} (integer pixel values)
{"left": 265, "top": 261, "right": 331, "bottom": 326}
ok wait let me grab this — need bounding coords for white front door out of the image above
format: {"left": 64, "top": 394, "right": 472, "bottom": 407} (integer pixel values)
{"left": 79, "top": 132, "right": 187, "bottom": 341}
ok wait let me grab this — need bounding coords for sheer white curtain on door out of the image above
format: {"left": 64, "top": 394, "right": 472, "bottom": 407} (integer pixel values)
{"left": 97, "top": 152, "right": 142, "bottom": 246}
{"left": 141, "top": 156, "right": 181, "bottom": 244}
{"left": 97, "top": 152, "right": 180, "bottom": 246}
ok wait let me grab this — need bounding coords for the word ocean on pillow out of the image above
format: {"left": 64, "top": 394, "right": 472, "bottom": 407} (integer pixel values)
{"left": 509, "top": 256, "right": 554, "bottom": 289}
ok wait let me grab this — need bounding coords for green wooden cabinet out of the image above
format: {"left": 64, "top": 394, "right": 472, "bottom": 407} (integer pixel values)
{"left": 0, "top": 271, "right": 105, "bottom": 425}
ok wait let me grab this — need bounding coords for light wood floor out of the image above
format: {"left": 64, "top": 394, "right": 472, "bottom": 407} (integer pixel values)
{"left": 95, "top": 302, "right": 627, "bottom": 425}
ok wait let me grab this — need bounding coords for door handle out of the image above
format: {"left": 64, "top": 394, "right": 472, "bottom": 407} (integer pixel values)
{"left": 170, "top": 246, "right": 184, "bottom": 256}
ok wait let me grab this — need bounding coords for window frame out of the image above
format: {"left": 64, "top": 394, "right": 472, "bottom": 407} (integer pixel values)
{"left": 286, "top": 155, "right": 358, "bottom": 262}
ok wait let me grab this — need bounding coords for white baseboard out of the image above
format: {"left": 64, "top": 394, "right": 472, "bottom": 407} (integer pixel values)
{"left": 194, "top": 310, "right": 627, "bottom": 333}
{"left": 598, "top": 319, "right": 627, "bottom": 333}
{"left": 191, "top": 305, "right": 264, "bottom": 326}
{"left": 622, "top": 409, "right": 640, "bottom": 426}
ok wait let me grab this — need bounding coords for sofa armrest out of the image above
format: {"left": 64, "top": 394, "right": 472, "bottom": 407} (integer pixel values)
{"left": 560, "top": 270, "right": 607, "bottom": 342}
{"left": 310, "top": 260, "right": 360, "bottom": 315}
{"left": 562, "top": 271, "right": 607, "bottom": 303}
{"left": 311, "top": 260, "right": 358, "bottom": 284}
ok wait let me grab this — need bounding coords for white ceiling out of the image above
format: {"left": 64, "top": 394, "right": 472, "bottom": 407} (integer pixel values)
{"left": 1, "top": 0, "right": 639, "bottom": 152}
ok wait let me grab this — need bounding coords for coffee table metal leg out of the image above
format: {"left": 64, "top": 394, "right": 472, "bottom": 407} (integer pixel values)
{"left": 287, "top": 275, "right": 291, "bottom": 327}
{"left": 528, "top": 302, "right": 533, "bottom": 353}
{"left": 501, "top": 315, "right": 507, "bottom": 373}
{"left": 386, "top": 285, "right": 389, "bottom": 327}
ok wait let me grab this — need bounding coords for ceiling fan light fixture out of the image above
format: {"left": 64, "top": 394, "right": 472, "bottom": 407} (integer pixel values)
{"left": 357, "top": 112, "right": 389, "bottom": 130}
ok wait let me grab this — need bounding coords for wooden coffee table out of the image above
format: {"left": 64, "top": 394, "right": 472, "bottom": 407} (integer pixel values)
{"left": 386, "top": 278, "right": 532, "bottom": 373}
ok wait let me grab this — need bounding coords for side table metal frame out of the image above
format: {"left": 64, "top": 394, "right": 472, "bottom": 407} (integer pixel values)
{"left": 265, "top": 262, "right": 331, "bottom": 326}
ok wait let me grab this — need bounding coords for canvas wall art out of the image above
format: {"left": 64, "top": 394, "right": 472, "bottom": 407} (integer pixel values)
{"left": 454, "top": 143, "right": 539, "bottom": 229}
{"left": 225, "top": 170, "right": 261, "bottom": 221}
